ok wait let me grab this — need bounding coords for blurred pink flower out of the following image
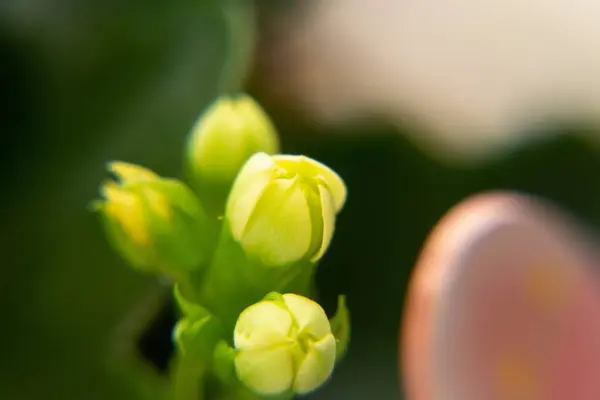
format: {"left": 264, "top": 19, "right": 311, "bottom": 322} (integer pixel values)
{"left": 402, "top": 192, "right": 600, "bottom": 400}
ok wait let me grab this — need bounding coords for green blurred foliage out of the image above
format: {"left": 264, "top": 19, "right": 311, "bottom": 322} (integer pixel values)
{"left": 2, "top": 0, "right": 227, "bottom": 398}
{"left": 2, "top": 1, "right": 600, "bottom": 400}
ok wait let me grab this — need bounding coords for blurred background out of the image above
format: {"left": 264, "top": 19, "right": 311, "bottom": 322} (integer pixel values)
{"left": 2, "top": 0, "right": 600, "bottom": 399}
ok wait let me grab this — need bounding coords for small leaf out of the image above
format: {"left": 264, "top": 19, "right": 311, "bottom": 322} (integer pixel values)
{"left": 173, "top": 284, "right": 209, "bottom": 319}
{"left": 172, "top": 314, "right": 222, "bottom": 362}
{"left": 329, "top": 295, "right": 350, "bottom": 361}
{"left": 262, "top": 292, "right": 285, "bottom": 303}
{"left": 212, "top": 340, "right": 238, "bottom": 385}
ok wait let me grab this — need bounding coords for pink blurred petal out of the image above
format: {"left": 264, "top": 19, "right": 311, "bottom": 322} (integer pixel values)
{"left": 401, "top": 192, "right": 600, "bottom": 400}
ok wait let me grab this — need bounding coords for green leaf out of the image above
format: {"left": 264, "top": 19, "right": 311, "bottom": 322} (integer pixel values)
{"left": 173, "top": 284, "right": 210, "bottom": 319}
{"left": 329, "top": 295, "right": 351, "bottom": 361}
{"left": 172, "top": 313, "right": 223, "bottom": 362}
{"left": 212, "top": 340, "right": 238, "bottom": 386}
{"left": 261, "top": 292, "right": 284, "bottom": 303}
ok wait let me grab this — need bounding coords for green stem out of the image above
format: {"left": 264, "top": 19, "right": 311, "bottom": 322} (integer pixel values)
{"left": 219, "top": 0, "right": 256, "bottom": 95}
{"left": 170, "top": 355, "right": 205, "bottom": 400}
{"left": 196, "top": 225, "right": 317, "bottom": 334}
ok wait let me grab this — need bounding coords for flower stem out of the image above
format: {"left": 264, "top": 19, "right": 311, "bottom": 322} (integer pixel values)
{"left": 170, "top": 355, "right": 205, "bottom": 400}
{"left": 219, "top": 0, "right": 256, "bottom": 95}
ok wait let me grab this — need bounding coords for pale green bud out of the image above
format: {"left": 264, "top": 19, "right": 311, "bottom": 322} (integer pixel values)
{"left": 226, "top": 152, "right": 347, "bottom": 266}
{"left": 233, "top": 293, "right": 337, "bottom": 396}
{"left": 186, "top": 95, "right": 280, "bottom": 213}
{"left": 92, "top": 162, "right": 213, "bottom": 276}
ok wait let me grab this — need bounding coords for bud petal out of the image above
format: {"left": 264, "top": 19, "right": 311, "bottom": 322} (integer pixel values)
{"left": 234, "top": 301, "right": 292, "bottom": 350}
{"left": 226, "top": 152, "right": 276, "bottom": 241}
{"left": 274, "top": 155, "right": 346, "bottom": 212}
{"left": 294, "top": 334, "right": 337, "bottom": 394}
{"left": 312, "top": 184, "right": 336, "bottom": 261}
{"left": 282, "top": 293, "right": 330, "bottom": 338}
{"left": 226, "top": 153, "right": 346, "bottom": 266}
{"left": 233, "top": 293, "right": 337, "bottom": 396}
{"left": 241, "top": 179, "right": 312, "bottom": 266}
{"left": 102, "top": 181, "right": 152, "bottom": 248}
{"left": 108, "top": 161, "right": 159, "bottom": 182}
{"left": 235, "top": 346, "right": 294, "bottom": 396}
{"left": 98, "top": 181, "right": 152, "bottom": 267}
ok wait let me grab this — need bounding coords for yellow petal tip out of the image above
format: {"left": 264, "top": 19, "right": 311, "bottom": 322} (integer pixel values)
{"left": 107, "top": 161, "right": 159, "bottom": 183}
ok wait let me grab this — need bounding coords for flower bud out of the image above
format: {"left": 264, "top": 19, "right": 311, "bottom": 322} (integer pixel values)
{"left": 226, "top": 152, "right": 347, "bottom": 266}
{"left": 92, "top": 162, "right": 214, "bottom": 276}
{"left": 186, "top": 95, "right": 280, "bottom": 213}
{"left": 233, "top": 293, "right": 337, "bottom": 396}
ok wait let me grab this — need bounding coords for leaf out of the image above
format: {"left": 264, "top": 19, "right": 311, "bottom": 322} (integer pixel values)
{"left": 172, "top": 312, "right": 223, "bottom": 361}
{"left": 173, "top": 284, "right": 210, "bottom": 319}
{"left": 262, "top": 292, "right": 285, "bottom": 303}
{"left": 329, "top": 295, "right": 350, "bottom": 361}
{"left": 212, "top": 340, "right": 238, "bottom": 386}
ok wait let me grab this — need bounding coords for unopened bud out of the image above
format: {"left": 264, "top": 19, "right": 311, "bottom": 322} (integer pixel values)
{"left": 92, "top": 162, "right": 214, "bottom": 276}
{"left": 226, "top": 152, "right": 347, "bottom": 266}
{"left": 186, "top": 95, "right": 280, "bottom": 213}
{"left": 234, "top": 293, "right": 337, "bottom": 396}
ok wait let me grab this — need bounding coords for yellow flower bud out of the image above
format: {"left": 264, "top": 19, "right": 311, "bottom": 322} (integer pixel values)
{"left": 186, "top": 95, "right": 280, "bottom": 203}
{"left": 233, "top": 293, "right": 337, "bottom": 396}
{"left": 92, "top": 162, "right": 213, "bottom": 275}
{"left": 226, "top": 152, "right": 346, "bottom": 266}
{"left": 102, "top": 181, "right": 157, "bottom": 248}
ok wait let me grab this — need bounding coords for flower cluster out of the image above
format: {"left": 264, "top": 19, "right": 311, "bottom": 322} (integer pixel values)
{"left": 91, "top": 94, "right": 350, "bottom": 399}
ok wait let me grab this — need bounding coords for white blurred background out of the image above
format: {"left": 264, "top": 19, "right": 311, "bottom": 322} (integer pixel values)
{"left": 255, "top": 0, "right": 600, "bottom": 163}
